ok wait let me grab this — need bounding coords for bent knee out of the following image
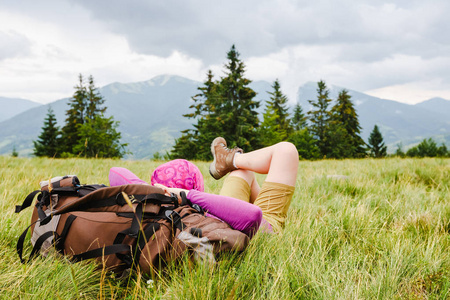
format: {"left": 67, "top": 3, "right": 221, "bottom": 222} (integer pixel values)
{"left": 277, "top": 142, "right": 299, "bottom": 163}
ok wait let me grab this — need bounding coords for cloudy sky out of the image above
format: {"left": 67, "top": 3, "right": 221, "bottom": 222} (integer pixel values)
{"left": 1, "top": 0, "right": 450, "bottom": 105}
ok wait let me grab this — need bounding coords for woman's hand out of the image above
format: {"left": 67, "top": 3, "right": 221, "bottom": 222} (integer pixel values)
{"left": 153, "top": 183, "right": 189, "bottom": 204}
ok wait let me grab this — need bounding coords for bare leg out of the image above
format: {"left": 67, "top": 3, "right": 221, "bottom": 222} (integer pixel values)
{"left": 234, "top": 142, "right": 299, "bottom": 187}
{"left": 211, "top": 139, "right": 299, "bottom": 232}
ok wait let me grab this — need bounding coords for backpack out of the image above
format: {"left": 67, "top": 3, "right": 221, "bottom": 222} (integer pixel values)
{"left": 16, "top": 175, "right": 249, "bottom": 275}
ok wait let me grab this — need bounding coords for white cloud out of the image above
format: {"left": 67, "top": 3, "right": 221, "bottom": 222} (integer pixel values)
{"left": 1, "top": 0, "right": 450, "bottom": 104}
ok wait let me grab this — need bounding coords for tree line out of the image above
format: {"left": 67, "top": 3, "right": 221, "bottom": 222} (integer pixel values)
{"left": 170, "top": 45, "right": 399, "bottom": 160}
{"left": 31, "top": 46, "right": 449, "bottom": 160}
{"left": 33, "top": 74, "right": 127, "bottom": 158}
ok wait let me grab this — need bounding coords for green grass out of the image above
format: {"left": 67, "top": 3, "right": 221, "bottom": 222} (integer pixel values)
{"left": 1, "top": 156, "right": 449, "bottom": 299}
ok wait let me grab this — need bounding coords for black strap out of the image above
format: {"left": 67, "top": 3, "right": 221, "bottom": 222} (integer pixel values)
{"left": 115, "top": 212, "right": 161, "bottom": 219}
{"left": 132, "top": 222, "right": 161, "bottom": 266}
{"left": 55, "top": 215, "right": 77, "bottom": 253}
{"left": 74, "top": 192, "right": 176, "bottom": 212}
{"left": 165, "top": 210, "right": 186, "bottom": 231}
{"left": 29, "top": 231, "right": 57, "bottom": 261}
{"left": 17, "top": 215, "right": 77, "bottom": 263}
{"left": 180, "top": 191, "right": 191, "bottom": 206}
{"left": 47, "top": 186, "right": 78, "bottom": 195}
{"left": 142, "top": 193, "right": 179, "bottom": 206}
{"left": 15, "top": 190, "right": 41, "bottom": 213}
{"left": 71, "top": 244, "right": 132, "bottom": 262}
{"left": 113, "top": 203, "right": 144, "bottom": 247}
{"left": 17, "top": 221, "right": 38, "bottom": 263}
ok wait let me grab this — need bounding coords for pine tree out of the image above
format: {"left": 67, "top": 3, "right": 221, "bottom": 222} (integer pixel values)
{"left": 288, "top": 101, "right": 319, "bottom": 159}
{"left": 171, "top": 130, "right": 199, "bottom": 160}
{"left": 60, "top": 74, "right": 126, "bottom": 158}
{"left": 33, "top": 106, "right": 61, "bottom": 157}
{"left": 368, "top": 125, "right": 387, "bottom": 158}
{"left": 437, "top": 143, "right": 449, "bottom": 157}
{"left": 86, "top": 75, "right": 106, "bottom": 120}
{"left": 395, "top": 142, "right": 405, "bottom": 157}
{"left": 60, "top": 74, "right": 87, "bottom": 155}
{"left": 171, "top": 70, "right": 221, "bottom": 160}
{"left": 171, "top": 45, "right": 259, "bottom": 159}
{"left": 406, "top": 138, "right": 439, "bottom": 157}
{"left": 219, "top": 45, "right": 260, "bottom": 152}
{"left": 74, "top": 115, "right": 126, "bottom": 158}
{"left": 291, "top": 103, "right": 307, "bottom": 131}
{"left": 329, "top": 89, "right": 366, "bottom": 158}
{"left": 259, "top": 80, "right": 293, "bottom": 147}
{"left": 288, "top": 128, "right": 321, "bottom": 160}
{"left": 11, "top": 146, "right": 19, "bottom": 157}
{"left": 308, "top": 80, "right": 332, "bottom": 157}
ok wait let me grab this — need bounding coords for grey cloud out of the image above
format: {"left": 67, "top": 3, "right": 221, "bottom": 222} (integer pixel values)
{"left": 4, "top": 0, "right": 448, "bottom": 66}
{"left": 0, "top": 31, "right": 32, "bottom": 61}
{"left": 68, "top": 0, "right": 450, "bottom": 66}
{"left": 63, "top": 1, "right": 377, "bottom": 61}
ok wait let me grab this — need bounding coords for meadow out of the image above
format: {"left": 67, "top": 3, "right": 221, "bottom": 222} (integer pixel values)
{"left": 0, "top": 156, "right": 449, "bottom": 299}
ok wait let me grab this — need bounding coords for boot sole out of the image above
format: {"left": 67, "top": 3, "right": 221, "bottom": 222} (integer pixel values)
{"left": 209, "top": 137, "right": 222, "bottom": 180}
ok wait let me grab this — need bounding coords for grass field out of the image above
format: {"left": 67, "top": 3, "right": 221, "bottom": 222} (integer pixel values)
{"left": 0, "top": 156, "right": 449, "bottom": 299}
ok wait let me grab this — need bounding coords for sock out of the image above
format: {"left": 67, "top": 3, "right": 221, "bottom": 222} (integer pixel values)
{"left": 233, "top": 152, "right": 240, "bottom": 169}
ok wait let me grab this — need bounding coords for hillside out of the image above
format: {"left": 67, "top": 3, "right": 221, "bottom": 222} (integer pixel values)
{"left": 297, "top": 82, "right": 450, "bottom": 149}
{"left": 1, "top": 76, "right": 449, "bottom": 158}
{"left": 0, "top": 97, "right": 42, "bottom": 122}
{"left": 0, "top": 75, "right": 271, "bottom": 158}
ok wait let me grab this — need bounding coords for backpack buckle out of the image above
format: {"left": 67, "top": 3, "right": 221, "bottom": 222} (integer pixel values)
{"left": 165, "top": 210, "right": 185, "bottom": 231}
{"left": 192, "top": 204, "right": 204, "bottom": 214}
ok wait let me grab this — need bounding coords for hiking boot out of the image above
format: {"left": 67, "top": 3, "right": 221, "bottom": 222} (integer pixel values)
{"left": 209, "top": 137, "right": 243, "bottom": 180}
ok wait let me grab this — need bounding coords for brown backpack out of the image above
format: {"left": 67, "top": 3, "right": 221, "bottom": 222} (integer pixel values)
{"left": 16, "top": 176, "right": 249, "bottom": 275}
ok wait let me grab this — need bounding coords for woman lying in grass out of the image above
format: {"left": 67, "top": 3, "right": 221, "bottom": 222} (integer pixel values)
{"left": 110, "top": 137, "right": 299, "bottom": 237}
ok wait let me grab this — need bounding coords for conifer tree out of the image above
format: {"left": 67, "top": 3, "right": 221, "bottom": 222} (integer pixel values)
{"left": 74, "top": 115, "right": 126, "bottom": 158}
{"left": 288, "top": 101, "right": 319, "bottom": 159}
{"left": 11, "top": 146, "right": 19, "bottom": 157}
{"left": 60, "top": 74, "right": 126, "bottom": 158}
{"left": 171, "top": 70, "right": 221, "bottom": 160}
{"left": 259, "top": 80, "right": 293, "bottom": 147}
{"left": 291, "top": 103, "right": 307, "bottom": 131}
{"left": 368, "top": 125, "right": 387, "bottom": 158}
{"left": 33, "top": 106, "right": 60, "bottom": 157}
{"left": 219, "top": 45, "right": 260, "bottom": 152}
{"left": 329, "top": 89, "right": 366, "bottom": 158}
{"left": 437, "top": 143, "right": 449, "bottom": 157}
{"left": 288, "top": 128, "right": 321, "bottom": 160}
{"left": 171, "top": 45, "right": 259, "bottom": 159}
{"left": 395, "top": 142, "right": 405, "bottom": 157}
{"left": 60, "top": 74, "right": 87, "bottom": 155}
{"left": 86, "top": 75, "right": 106, "bottom": 120}
{"left": 406, "top": 138, "right": 441, "bottom": 157}
{"left": 308, "top": 80, "right": 332, "bottom": 157}
{"left": 171, "top": 130, "right": 199, "bottom": 160}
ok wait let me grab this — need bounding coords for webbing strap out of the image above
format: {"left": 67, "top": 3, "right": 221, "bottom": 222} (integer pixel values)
{"left": 133, "top": 222, "right": 161, "bottom": 266}
{"left": 29, "top": 231, "right": 57, "bottom": 261}
{"left": 165, "top": 210, "right": 186, "bottom": 231}
{"left": 15, "top": 190, "right": 41, "bottom": 213}
{"left": 71, "top": 244, "right": 132, "bottom": 262}
{"left": 17, "top": 221, "right": 38, "bottom": 264}
{"left": 55, "top": 215, "right": 77, "bottom": 253}
{"left": 16, "top": 214, "right": 78, "bottom": 264}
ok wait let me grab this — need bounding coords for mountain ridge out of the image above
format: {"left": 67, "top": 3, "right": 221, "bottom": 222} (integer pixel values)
{"left": 1, "top": 75, "right": 449, "bottom": 158}
{"left": 0, "top": 96, "right": 42, "bottom": 122}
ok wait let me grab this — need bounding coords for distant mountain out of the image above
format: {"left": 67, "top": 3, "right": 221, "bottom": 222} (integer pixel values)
{"left": 0, "top": 75, "right": 271, "bottom": 158}
{"left": 297, "top": 82, "right": 450, "bottom": 150}
{"left": 1, "top": 76, "right": 449, "bottom": 158}
{"left": 415, "top": 97, "right": 450, "bottom": 116}
{"left": 0, "top": 97, "right": 42, "bottom": 122}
